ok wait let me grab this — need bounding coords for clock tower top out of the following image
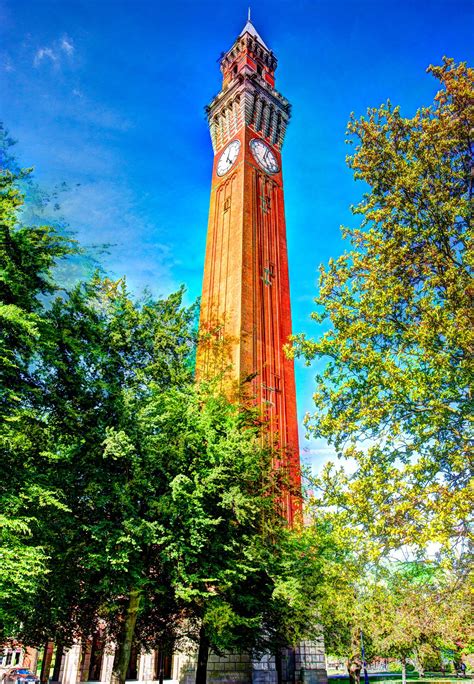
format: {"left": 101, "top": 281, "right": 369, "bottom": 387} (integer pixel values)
{"left": 239, "top": 11, "right": 270, "bottom": 50}
{"left": 219, "top": 15, "right": 277, "bottom": 91}
{"left": 206, "top": 15, "right": 291, "bottom": 154}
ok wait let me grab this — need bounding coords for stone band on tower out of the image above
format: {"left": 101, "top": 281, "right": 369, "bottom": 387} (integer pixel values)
{"left": 197, "top": 16, "right": 301, "bottom": 525}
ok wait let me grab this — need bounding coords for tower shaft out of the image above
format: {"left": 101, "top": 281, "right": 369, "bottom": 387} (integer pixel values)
{"left": 197, "top": 21, "right": 301, "bottom": 523}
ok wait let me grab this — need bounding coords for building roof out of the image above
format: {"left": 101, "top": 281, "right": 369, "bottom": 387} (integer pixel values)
{"left": 239, "top": 16, "right": 269, "bottom": 50}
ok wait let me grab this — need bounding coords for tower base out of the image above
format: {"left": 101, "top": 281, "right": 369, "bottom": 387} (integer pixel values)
{"left": 252, "top": 640, "right": 327, "bottom": 684}
{"left": 178, "top": 638, "right": 328, "bottom": 684}
{"left": 295, "top": 639, "right": 328, "bottom": 684}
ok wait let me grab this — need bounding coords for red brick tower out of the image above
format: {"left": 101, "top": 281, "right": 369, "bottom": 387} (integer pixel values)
{"left": 197, "top": 15, "right": 301, "bottom": 525}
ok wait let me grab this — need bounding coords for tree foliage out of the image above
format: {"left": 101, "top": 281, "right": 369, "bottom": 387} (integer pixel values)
{"left": 0, "top": 152, "right": 75, "bottom": 637}
{"left": 20, "top": 277, "right": 198, "bottom": 678}
{"left": 291, "top": 58, "right": 473, "bottom": 561}
{"left": 303, "top": 496, "right": 472, "bottom": 673}
{"left": 1, "top": 138, "right": 328, "bottom": 684}
{"left": 357, "top": 563, "right": 473, "bottom": 680}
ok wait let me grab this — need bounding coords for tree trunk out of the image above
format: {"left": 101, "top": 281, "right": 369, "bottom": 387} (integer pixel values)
{"left": 155, "top": 646, "right": 164, "bottom": 684}
{"left": 40, "top": 642, "right": 54, "bottom": 684}
{"left": 195, "top": 625, "right": 209, "bottom": 684}
{"left": 413, "top": 653, "right": 424, "bottom": 678}
{"left": 159, "top": 654, "right": 164, "bottom": 684}
{"left": 275, "top": 648, "right": 283, "bottom": 684}
{"left": 401, "top": 659, "right": 407, "bottom": 684}
{"left": 348, "top": 656, "right": 362, "bottom": 684}
{"left": 111, "top": 589, "right": 142, "bottom": 684}
{"left": 52, "top": 644, "right": 63, "bottom": 682}
{"left": 89, "top": 632, "right": 105, "bottom": 682}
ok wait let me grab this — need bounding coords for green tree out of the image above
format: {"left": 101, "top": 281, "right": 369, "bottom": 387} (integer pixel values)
{"left": 1, "top": 156, "right": 327, "bottom": 684}
{"left": 17, "top": 277, "right": 197, "bottom": 682}
{"left": 0, "top": 154, "right": 75, "bottom": 638}
{"left": 300, "top": 503, "right": 363, "bottom": 659}
{"left": 291, "top": 58, "right": 473, "bottom": 561}
{"left": 357, "top": 564, "right": 472, "bottom": 684}
{"left": 117, "top": 378, "right": 350, "bottom": 684}
{"left": 142, "top": 388, "right": 276, "bottom": 684}
{"left": 16, "top": 274, "right": 317, "bottom": 684}
{"left": 137, "top": 387, "right": 324, "bottom": 684}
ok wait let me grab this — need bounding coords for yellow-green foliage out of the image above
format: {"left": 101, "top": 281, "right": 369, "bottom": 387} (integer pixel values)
{"left": 291, "top": 59, "right": 473, "bottom": 560}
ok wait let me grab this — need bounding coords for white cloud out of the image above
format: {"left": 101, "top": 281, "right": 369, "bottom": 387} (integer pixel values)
{"left": 2, "top": 54, "right": 14, "bottom": 72}
{"left": 57, "top": 180, "right": 179, "bottom": 297}
{"left": 61, "top": 36, "right": 74, "bottom": 56}
{"left": 33, "top": 36, "right": 74, "bottom": 68}
{"left": 34, "top": 46, "right": 58, "bottom": 67}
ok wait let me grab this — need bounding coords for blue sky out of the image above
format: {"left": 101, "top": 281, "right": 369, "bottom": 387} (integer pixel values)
{"left": 1, "top": 0, "right": 473, "bottom": 471}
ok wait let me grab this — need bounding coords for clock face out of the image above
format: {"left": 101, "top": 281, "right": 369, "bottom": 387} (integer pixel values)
{"left": 216, "top": 140, "right": 241, "bottom": 176}
{"left": 249, "top": 139, "right": 280, "bottom": 174}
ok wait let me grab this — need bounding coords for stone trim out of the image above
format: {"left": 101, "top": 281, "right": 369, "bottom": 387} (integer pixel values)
{"left": 208, "top": 82, "right": 291, "bottom": 153}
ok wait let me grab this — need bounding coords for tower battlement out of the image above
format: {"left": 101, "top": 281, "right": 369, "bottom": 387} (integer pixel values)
{"left": 206, "top": 20, "right": 291, "bottom": 153}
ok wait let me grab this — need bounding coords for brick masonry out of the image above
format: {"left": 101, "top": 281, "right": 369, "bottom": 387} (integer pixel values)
{"left": 196, "top": 15, "right": 302, "bottom": 525}
{"left": 177, "top": 644, "right": 328, "bottom": 684}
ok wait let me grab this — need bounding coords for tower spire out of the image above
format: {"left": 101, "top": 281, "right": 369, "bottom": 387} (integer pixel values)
{"left": 239, "top": 12, "right": 269, "bottom": 50}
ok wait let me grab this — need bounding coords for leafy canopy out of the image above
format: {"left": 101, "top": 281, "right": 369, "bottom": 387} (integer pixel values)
{"left": 0, "top": 148, "right": 75, "bottom": 638}
{"left": 291, "top": 58, "right": 473, "bottom": 561}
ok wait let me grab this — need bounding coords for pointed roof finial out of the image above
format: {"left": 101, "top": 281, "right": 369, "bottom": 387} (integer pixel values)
{"left": 239, "top": 10, "right": 269, "bottom": 49}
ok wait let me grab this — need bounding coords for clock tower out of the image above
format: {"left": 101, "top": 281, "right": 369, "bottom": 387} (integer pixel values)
{"left": 197, "top": 14, "right": 301, "bottom": 524}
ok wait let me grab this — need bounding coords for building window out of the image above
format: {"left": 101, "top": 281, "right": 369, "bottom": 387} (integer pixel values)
{"left": 233, "top": 65, "right": 238, "bottom": 75}
{"left": 262, "top": 373, "right": 281, "bottom": 406}
{"left": 260, "top": 193, "right": 271, "bottom": 214}
{"left": 257, "top": 64, "right": 263, "bottom": 77}
{"left": 261, "top": 262, "right": 275, "bottom": 286}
